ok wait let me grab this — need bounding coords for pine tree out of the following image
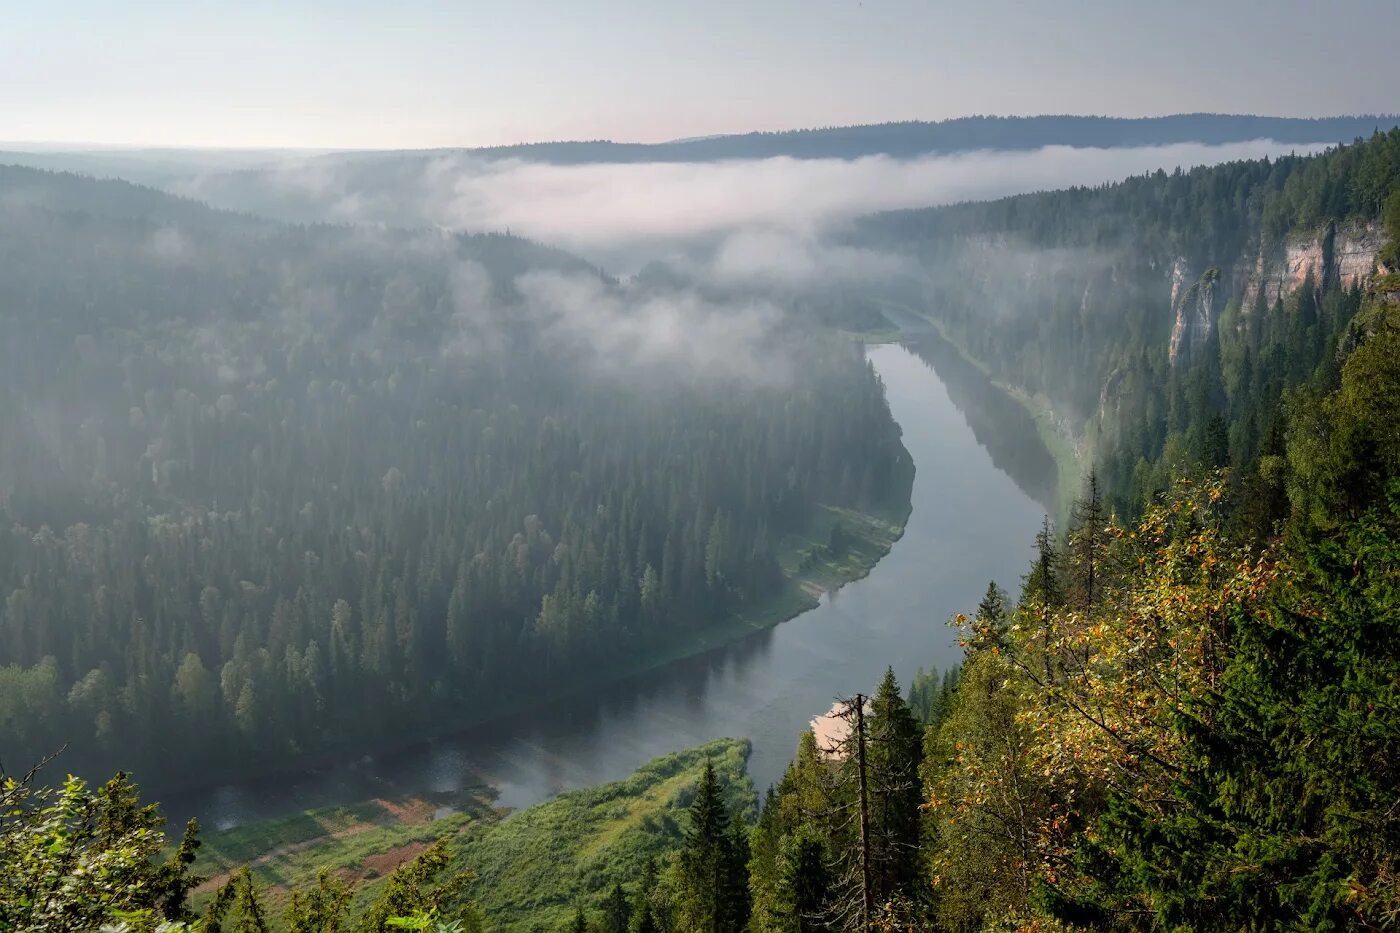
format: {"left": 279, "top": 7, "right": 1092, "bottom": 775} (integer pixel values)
{"left": 283, "top": 870, "right": 352, "bottom": 933}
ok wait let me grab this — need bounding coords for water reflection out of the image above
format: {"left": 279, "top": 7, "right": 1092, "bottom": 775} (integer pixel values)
{"left": 903, "top": 330, "right": 1060, "bottom": 511}
{"left": 166, "top": 344, "right": 1049, "bottom": 831}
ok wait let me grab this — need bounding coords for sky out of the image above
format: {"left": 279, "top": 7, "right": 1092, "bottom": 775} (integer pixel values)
{"left": 3, "top": 0, "right": 1398, "bottom": 149}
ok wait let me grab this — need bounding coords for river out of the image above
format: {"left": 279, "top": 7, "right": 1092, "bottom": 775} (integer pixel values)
{"left": 168, "top": 339, "right": 1051, "bottom": 830}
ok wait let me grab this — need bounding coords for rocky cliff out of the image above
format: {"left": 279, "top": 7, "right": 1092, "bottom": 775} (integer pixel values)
{"left": 1168, "top": 221, "right": 1385, "bottom": 365}
{"left": 1243, "top": 220, "right": 1386, "bottom": 310}
{"left": 1168, "top": 264, "right": 1220, "bottom": 364}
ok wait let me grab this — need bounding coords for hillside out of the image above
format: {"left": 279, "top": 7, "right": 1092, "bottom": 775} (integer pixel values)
{"left": 851, "top": 128, "right": 1400, "bottom": 517}
{"left": 269, "top": 114, "right": 1400, "bottom": 165}
{"left": 0, "top": 165, "right": 910, "bottom": 792}
{"left": 185, "top": 739, "right": 754, "bottom": 931}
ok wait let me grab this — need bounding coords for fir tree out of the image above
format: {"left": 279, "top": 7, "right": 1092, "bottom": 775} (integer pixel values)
{"left": 1066, "top": 469, "right": 1107, "bottom": 610}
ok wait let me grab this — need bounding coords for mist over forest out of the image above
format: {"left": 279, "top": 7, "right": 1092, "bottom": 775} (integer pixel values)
{"left": 2, "top": 95, "right": 1399, "bottom": 933}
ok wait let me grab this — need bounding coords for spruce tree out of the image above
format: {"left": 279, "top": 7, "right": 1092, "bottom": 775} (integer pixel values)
{"left": 679, "top": 761, "right": 732, "bottom": 932}
{"left": 725, "top": 821, "right": 753, "bottom": 932}
{"left": 678, "top": 761, "right": 750, "bottom": 933}
{"left": 778, "top": 836, "right": 831, "bottom": 933}
{"left": 972, "top": 580, "right": 1009, "bottom": 650}
{"left": 866, "top": 668, "right": 924, "bottom": 906}
{"left": 1022, "top": 516, "right": 1064, "bottom": 685}
{"left": 600, "top": 883, "right": 631, "bottom": 933}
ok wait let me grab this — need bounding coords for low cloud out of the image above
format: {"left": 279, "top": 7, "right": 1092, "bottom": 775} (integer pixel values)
{"left": 181, "top": 139, "right": 1329, "bottom": 272}
{"left": 708, "top": 228, "right": 911, "bottom": 288}
{"left": 419, "top": 139, "right": 1328, "bottom": 258}
{"left": 441, "top": 262, "right": 792, "bottom": 386}
{"left": 165, "top": 138, "right": 1334, "bottom": 382}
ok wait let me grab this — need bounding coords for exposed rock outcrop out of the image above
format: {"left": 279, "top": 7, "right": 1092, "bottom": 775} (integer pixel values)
{"left": 1243, "top": 221, "right": 1385, "bottom": 310}
{"left": 1168, "top": 265, "right": 1219, "bottom": 364}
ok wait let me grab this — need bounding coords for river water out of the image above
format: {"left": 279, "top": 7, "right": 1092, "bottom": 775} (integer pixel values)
{"left": 168, "top": 340, "right": 1051, "bottom": 830}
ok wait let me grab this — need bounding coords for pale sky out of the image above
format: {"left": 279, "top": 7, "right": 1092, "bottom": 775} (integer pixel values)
{"left": 3, "top": 0, "right": 1397, "bottom": 150}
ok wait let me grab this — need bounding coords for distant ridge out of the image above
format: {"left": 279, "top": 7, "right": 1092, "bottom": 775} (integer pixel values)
{"left": 328, "top": 113, "right": 1400, "bottom": 165}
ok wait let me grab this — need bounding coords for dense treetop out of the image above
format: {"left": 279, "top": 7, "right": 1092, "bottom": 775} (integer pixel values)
{"left": 0, "top": 166, "right": 907, "bottom": 789}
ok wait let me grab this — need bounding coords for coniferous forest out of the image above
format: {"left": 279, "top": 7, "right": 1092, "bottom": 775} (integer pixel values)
{"left": 0, "top": 166, "right": 908, "bottom": 786}
{"left": 2, "top": 120, "right": 1399, "bottom": 933}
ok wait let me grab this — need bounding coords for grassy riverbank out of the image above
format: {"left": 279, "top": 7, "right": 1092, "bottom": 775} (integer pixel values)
{"left": 190, "top": 739, "right": 755, "bottom": 930}
{"left": 152, "top": 469, "right": 914, "bottom": 809}
{"left": 635, "top": 489, "right": 914, "bottom": 672}
{"left": 174, "top": 483, "right": 911, "bottom": 918}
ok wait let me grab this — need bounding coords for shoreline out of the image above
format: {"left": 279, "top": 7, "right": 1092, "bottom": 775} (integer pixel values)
{"left": 871, "top": 299, "right": 1084, "bottom": 518}
{"left": 156, "top": 450, "right": 916, "bottom": 823}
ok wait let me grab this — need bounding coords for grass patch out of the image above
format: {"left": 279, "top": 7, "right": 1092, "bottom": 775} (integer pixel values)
{"left": 189, "top": 789, "right": 494, "bottom": 921}
{"left": 454, "top": 738, "right": 753, "bottom": 931}
{"left": 189, "top": 741, "right": 753, "bottom": 931}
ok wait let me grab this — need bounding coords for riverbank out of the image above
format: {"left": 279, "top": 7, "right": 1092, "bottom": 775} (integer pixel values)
{"left": 189, "top": 739, "right": 756, "bottom": 930}
{"left": 158, "top": 450, "right": 914, "bottom": 821}
{"left": 872, "top": 297, "right": 1085, "bottom": 517}
{"left": 175, "top": 486, "right": 911, "bottom": 919}
{"left": 163, "top": 342, "right": 1046, "bottom": 890}
{"left": 580, "top": 486, "right": 914, "bottom": 690}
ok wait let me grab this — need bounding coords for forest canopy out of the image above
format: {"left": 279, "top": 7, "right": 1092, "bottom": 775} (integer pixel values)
{"left": 0, "top": 167, "right": 908, "bottom": 789}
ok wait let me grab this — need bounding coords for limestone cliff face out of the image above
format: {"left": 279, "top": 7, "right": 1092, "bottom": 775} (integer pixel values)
{"left": 1165, "top": 221, "right": 1384, "bottom": 367}
{"left": 1168, "top": 264, "right": 1219, "bottom": 364}
{"left": 1242, "top": 221, "right": 1385, "bottom": 310}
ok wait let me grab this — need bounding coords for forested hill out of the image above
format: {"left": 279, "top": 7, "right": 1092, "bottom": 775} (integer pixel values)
{"left": 322, "top": 114, "right": 1400, "bottom": 165}
{"left": 0, "top": 165, "right": 910, "bottom": 790}
{"left": 853, "top": 128, "right": 1400, "bottom": 517}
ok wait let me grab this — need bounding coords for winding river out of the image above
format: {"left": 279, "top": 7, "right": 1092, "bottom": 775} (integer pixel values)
{"left": 168, "top": 338, "right": 1052, "bottom": 830}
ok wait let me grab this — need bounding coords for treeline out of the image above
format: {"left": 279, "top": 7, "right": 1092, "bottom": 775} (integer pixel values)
{"left": 0, "top": 166, "right": 908, "bottom": 788}
{"left": 856, "top": 128, "right": 1400, "bottom": 520}
{"left": 695, "top": 300, "right": 1396, "bottom": 930}
{"left": 343, "top": 114, "right": 1400, "bottom": 165}
{"left": 4, "top": 280, "right": 1397, "bottom": 933}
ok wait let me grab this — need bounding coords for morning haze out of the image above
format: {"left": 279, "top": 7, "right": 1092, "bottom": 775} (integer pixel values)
{"left": 2, "top": 3, "right": 1399, "bottom": 932}
{"left": 3, "top": 0, "right": 1398, "bottom": 149}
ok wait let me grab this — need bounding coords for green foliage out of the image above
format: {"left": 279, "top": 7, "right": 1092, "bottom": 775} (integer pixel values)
{"left": 858, "top": 128, "right": 1400, "bottom": 523}
{"left": 451, "top": 739, "right": 753, "bottom": 931}
{"left": 0, "top": 166, "right": 909, "bottom": 790}
{"left": 0, "top": 770, "right": 202, "bottom": 932}
{"left": 865, "top": 670, "right": 924, "bottom": 905}
{"left": 675, "top": 761, "right": 751, "bottom": 933}
{"left": 910, "top": 296, "right": 1400, "bottom": 930}
{"left": 284, "top": 871, "right": 353, "bottom": 933}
